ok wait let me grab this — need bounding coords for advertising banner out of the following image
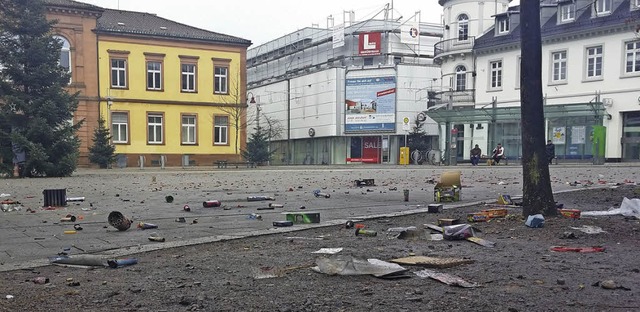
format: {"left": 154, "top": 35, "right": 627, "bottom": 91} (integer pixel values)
{"left": 332, "top": 24, "right": 345, "bottom": 49}
{"left": 401, "top": 21, "right": 420, "bottom": 45}
{"left": 552, "top": 127, "right": 566, "bottom": 145}
{"left": 358, "top": 32, "right": 381, "bottom": 56}
{"left": 345, "top": 77, "right": 396, "bottom": 132}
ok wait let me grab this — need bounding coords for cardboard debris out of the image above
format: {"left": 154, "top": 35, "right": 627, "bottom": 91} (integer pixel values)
{"left": 312, "top": 256, "right": 408, "bottom": 278}
{"left": 569, "top": 225, "right": 607, "bottom": 234}
{"left": 425, "top": 223, "right": 495, "bottom": 248}
{"left": 414, "top": 269, "right": 478, "bottom": 288}
{"left": 311, "top": 248, "right": 343, "bottom": 254}
{"left": 390, "top": 256, "right": 474, "bottom": 268}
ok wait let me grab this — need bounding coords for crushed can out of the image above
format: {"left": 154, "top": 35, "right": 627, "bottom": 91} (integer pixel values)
{"left": 203, "top": 200, "right": 221, "bottom": 208}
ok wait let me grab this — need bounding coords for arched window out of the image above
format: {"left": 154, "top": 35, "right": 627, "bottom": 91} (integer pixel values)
{"left": 457, "top": 14, "right": 469, "bottom": 41}
{"left": 455, "top": 65, "right": 466, "bottom": 91}
{"left": 53, "top": 36, "right": 71, "bottom": 75}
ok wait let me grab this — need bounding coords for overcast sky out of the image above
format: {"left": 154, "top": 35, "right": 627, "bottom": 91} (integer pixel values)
{"left": 76, "top": 0, "right": 495, "bottom": 47}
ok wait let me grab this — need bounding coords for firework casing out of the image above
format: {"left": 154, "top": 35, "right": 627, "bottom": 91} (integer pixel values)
{"left": 148, "top": 236, "right": 165, "bottom": 242}
{"left": 467, "top": 213, "right": 490, "bottom": 222}
{"left": 203, "top": 200, "right": 221, "bottom": 207}
{"left": 403, "top": 189, "right": 410, "bottom": 201}
{"left": 482, "top": 208, "right": 508, "bottom": 218}
{"left": 559, "top": 209, "right": 581, "bottom": 219}
{"left": 428, "top": 204, "right": 442, "bottom": 213}
{"left": 60, "top": 215, "right": 76, "bottom": 222}
{"left": 63, "top": 230, "right": 77, "bottom": 234}
{"left": 313, "top": 190, "right": 330, "bottom": 198}
{"left": 137, "top": 222, "right": 158, "bottom": 230}
{"left": 268, "top": 203, "right": 284, "bottom": 208}
{"left": 355, "top": 229, "right": 377, "bottom": 237}
{"left": 66, "top": 197, "right": 85, "bottom": 202}
{"left": 247, "top": 196, "right": 274, "bottom": 201}
{"left": 183, "top": 205, "right": 191, "bottom": 212}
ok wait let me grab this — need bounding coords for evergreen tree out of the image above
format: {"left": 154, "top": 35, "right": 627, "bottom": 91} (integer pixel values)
{"left": 241, "top": 126, "right": 274, "bottom": 165}
{"left": 406, "top": 117, "right": 430, "bottom": 163}
{"left": 0, "top": 0, "right": 81, "bottom": 177}
{"left": 88, "top": 117, "right": 115, "bottom": 168}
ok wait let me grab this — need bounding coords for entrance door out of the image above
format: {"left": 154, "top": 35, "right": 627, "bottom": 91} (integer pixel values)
{"left": 622, "top": 111, "right": 640, "bottom": 161}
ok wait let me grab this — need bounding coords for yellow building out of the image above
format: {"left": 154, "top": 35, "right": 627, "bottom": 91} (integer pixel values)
{"left": 95, "top": 9, "right": 251, "bottom": 167}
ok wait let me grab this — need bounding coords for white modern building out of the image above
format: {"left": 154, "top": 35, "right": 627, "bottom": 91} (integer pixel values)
{"left": 428, "top": 0, "right": 640, "bottom": 163}
{"left": 246, "top": 6, "right": 443, "bottom": 165}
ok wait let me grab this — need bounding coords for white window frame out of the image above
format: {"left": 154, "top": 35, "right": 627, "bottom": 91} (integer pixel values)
{"left": 53, "top": 36, "right": 71, "bottom": 80}
{"left": 214, "top": 115, "right": 228, "bottom": 145}
{"left": 455, "top": 65, "right": 466, "bottom": 91}
{"left": 111, "top": 112, "right": 128, "bottom": 144}
{"left": 214, "top": 66, "right": 228, "bottom": 94}
{"left": 147, "top": 114, "right": 163, "bottom": 144}
{"left": 111, "top": 58, "right": 127, "bottom": 88}
{"left": 181, "top": 115, "right": 197, "bottom": 145}
{"left": 551, "top": 51, "right": 567, "bottom": 82}
{"left": 559, "top": 4, "right": 575, "bottom": 22}
{"left": 181, "top": 63, "right": 196, "bottom": 92}
{"left": 586, "top": 45, "right": 603, "bottom": 79}
{"left": 633, "top": 0, "right": 640, "bottom": 10}
{"left": 146, "top": 61, "right": 162, "bottom": 90}
{"left": 515, "top": 55, "right": 521, "bottom": 89}
{"left": 625, "top": 40, "right": 640, "bottom": 75}
{"left": 497, "top": 18, "right": 509, "bottom": 34}
{"left": 457, "top": 14, "right": 469, "bottom": 41}
{"left": 594, "top": 0, "right": 611, "bottom": 15}
{"left": 489, "top": 60, "right": 503, "bottom": 90}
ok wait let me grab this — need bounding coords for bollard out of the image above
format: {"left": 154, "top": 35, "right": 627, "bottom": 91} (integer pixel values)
{"left": 403, "top": 189, "right": 409, "bottom": 202}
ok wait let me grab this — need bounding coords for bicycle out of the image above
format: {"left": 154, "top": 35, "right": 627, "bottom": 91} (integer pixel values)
{"left": 410, "top": 149, "right": 441, "bottom": 165}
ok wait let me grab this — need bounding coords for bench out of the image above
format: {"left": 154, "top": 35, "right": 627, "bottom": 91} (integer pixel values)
{"left": 216, "top": 160, "right": 257, "bottom": 168}
{"left": 480, "top": 155, "right": 508, "bottom": 166}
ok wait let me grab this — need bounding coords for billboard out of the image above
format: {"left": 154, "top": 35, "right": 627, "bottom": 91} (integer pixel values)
{"left": 345, "top": 76, "right": 396, "bottom": 132}
{"left": 401, "top": 21, "right": 420, "bottom": 45}
{"left": 358, "top": 32, "right": 381, "bottom": 56}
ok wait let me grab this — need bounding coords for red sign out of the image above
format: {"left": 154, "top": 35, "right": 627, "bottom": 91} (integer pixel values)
{"left": 362, "top": 136, "right": 381, "bottom": 163}
{"left": 358, "top": 32, "right": 381, "bottom": 56}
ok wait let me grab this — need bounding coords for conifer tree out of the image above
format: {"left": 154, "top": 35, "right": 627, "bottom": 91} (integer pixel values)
{"left": 0, "top": 0, "right": 81, "bottom": 177}
{"left": 241, "top": 126, "right": 274, "bottom": 165}
{"left": 88, "top": 117, "right": 115, "bottom": 168}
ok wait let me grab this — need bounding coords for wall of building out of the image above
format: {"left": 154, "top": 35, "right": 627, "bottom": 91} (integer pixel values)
{"left": 47, "top": 8, "right": 100, "bottom": 167}
{"left": 97, "top": 37, "right": 248, "bottom": 167}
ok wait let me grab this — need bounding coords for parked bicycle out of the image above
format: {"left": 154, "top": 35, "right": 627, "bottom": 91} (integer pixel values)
{"left": 410, "top": 149, "right": 441, "bottom": 165}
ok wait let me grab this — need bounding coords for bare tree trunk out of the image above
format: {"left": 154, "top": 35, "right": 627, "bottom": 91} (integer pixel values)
{"left": 520, "top": 0, "right": 556, "bottom": 217}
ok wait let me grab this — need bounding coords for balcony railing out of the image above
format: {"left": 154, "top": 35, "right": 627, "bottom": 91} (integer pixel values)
{"left": 430, "top": 89, "right": 475, "bottom": 106}
{"left": 434, "top": 36, "right": 475, "bottom": 58}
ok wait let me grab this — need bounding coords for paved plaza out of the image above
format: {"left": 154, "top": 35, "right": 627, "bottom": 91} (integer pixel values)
{"left": 1, "top": 163, "right": 638, "bottom": 272}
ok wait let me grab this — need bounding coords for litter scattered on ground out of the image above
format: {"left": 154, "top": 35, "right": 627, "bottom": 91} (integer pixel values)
{"left": 1, "top": 201, "right": 23, "bottom": 212}
{"left": 50, "top": 255, "right": 107, "bottom": 267}
{"left": 311, "top": 248, "right": 343, "bottom": 254}
{"left": 107, "top": 258, "right": 138, "bottom": 268}
{"left": 525, "top": 214, "right": 545, "bottom": 228}
{"left": 355, "top": 229, "right": 377, "bottom": 237}
{"left": 550, "top": 246, "right": 606, "bottom": 253}
{"left": 414, "top": 269, "right": 478, "bottom": 288}
{"left": 247, "top": 196, "right": 275, "bottom": 201}
{"left": 108, "top": 211, "right": 132, "bottom": 231}
{"left": 443, "top": 224, "right": 474, "bottom": 240}
{"left": 390, "top": 256, "right": 474, "bottom": 268}
{"left": 312, "top": 256, "right": 408, "bottom": 278}
{"left": 313, "top": 190, "right": 331, "bottom": 198}
{"left": 425, "top": 223, "right": 495, "bottom": 248}
{"left": 559, "top": 209, "right": 581, "bottom": 219}
{"left": 593, "top": 280, "right": 631, "bottom": 290}
{"left": 570, "top": 225, "right": 607, "bottom": 234}
{"left": 581, "top": 197, "right": 640, "bottom": 219}
{"left": 273, "top": 220, "right": 293, "bottom": 227}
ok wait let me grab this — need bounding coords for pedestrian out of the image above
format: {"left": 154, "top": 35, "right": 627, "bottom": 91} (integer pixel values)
{"left": 470, "top": 144, "right": 481, "bottom": 166}
{"left": 491, "top": 143, "right": 505, "bottom": 165}
{"left": 546, "top": 140, "right": 555, "bottom": 164}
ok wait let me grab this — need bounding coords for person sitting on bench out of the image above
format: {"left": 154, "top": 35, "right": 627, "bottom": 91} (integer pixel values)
{"left": 470, "top": 144, "right": 481, "bottom": 166}
{"left": 491, "top": 143, "right": 505, "bottom": 165}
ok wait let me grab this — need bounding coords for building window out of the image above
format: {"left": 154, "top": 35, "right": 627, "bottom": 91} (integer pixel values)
{"left": 626, "top": 40, "right": 640, "bottom": 74}
{"left": 111, "top": 112, "right": 128, "bottom": 144}
{"left": 560, "top": 4, "right": 575, "bottom": 22}
{"left": 633, "top": 0, "right": 640, "bottom": 10}
{"left": 181, "top": 114, "right": 197, "bottom": 145}
{"left": 181, "top": 63, "right": 196, "bottom": 92}
{"left": 214, "top": 115, "right": 228, "bottom": 145}
{"left": 498, "top": 18, "right": 509, "bottom": 34}
{"left": 147, "top": 113, "right": 163, "bottom": 144}
{"left": 394, "top": 56, "right": 402, "bottom": 65}
{"left": 552, "top": 51, "right": 567, "bottom": 82}
{"left": 53, "top": 36, "right": 71, "bottom": 78}
{"left": 147, "top": 61, "right": 162, "bottom": 90}
{"left": 214, "top": 66, "right": 228, "bottom": 94}
{"left": 364, "top": 57, "right": 373, "bottom": 66}
{"left": 458, "top": 14, "right": 469, "bottom": 41}
{"left": 110, "top": 58, "right": 127, "bottom": 88}
{"left": 490, "top": 60, "right": 502, "bottom": 89}
{"left": 455, "top": 65, "right": 466, "bottom": 91}
{"left": 586, "top": 46, "right": 603, "bottom": 78}
{"left": 594, "top": 0, "right": 611, "bottom": 15}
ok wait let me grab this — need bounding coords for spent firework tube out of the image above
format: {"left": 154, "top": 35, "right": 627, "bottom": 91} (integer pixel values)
{"left": 148, "top": 236, "right": 165, "bottom": 242}
{"left": 137, "top": 222, "right": 158, "bottom": 230}
{"left": 107, "top": 258, "right": 138, "bottom": 268}
{"left": 268, "top": 203, "right": 284, "bottom": 208}
{"left": 202, "top": 200, "right": 221, "bottom": 207}
{"left": 355, "top": 229, "right": 377, "bottom": 237}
